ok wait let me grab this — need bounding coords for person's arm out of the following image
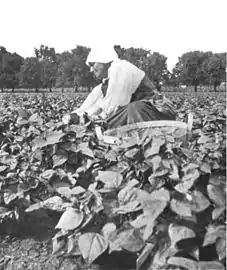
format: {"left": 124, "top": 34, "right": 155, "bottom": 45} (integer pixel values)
{"left": 62, "top": 84, "right": 104, "bottom": 124}
{"left": 71, "top": 84, "right": 103, "bottom": 116}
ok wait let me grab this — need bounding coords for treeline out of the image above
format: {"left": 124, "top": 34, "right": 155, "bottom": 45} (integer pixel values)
{"left": 0, "top": 45, "right": 226, "bottom": 92}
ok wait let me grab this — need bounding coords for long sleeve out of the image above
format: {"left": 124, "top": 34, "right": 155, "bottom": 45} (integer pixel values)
{"left": 99, "top": 60, "right": 145, "bottom": 117}
{"left": 72, "top": 84, "right": 103, "bottom": 116}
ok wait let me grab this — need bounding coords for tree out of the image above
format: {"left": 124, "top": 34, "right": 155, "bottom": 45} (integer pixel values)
{"left": 18, "top": 57, "right": 42, "bottom": 91}
{"left": 56, "top": 46, "right": 95, "bottom": 92}
{"left": 172, "top": 51, "right": 211, "bottom": 91}
{"left": 0, "top": 47, "right": 23, "bottom": 91}
{"left": 145, "top": 52, "right": 169, "bottom": 90}
{"left": 35, "top": 45, "right": 57, "bottom": 91}
{"left": 55, "top": 51, "right": 72, "bottom": 90}
{"left": 71, "top": 46, "right": 94, "bottom": 91}
{"left": 203, "top": 53, "right": 226, "bottom": 91}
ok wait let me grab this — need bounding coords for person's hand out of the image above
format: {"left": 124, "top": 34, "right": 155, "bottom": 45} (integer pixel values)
{"left": 91, "top": 114, "right": 102, "bottom": 121}
{"left": 62, "top": 113, "right": 71, "bottom": 125}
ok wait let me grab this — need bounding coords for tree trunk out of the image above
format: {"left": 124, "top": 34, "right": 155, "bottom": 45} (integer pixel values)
{"left": 214, "top": 82, "right": 218, "bottom": 92}
{"left": 49, "top": 87, "right": 52, "bottom": 92}
{"left": 35, "top": 88, "right": 39, "bottom": 93}
{"left": 194, "top": 85, "right": 197, "bottom": 92}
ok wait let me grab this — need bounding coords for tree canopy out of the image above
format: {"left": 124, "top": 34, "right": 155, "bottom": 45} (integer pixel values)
{"left": 0, "top": 44, "right": 226, "bottom": 92}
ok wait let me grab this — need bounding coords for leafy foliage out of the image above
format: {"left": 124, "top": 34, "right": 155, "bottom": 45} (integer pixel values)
{"left": 0, "top": 92, "right": 226, "bottom": 270}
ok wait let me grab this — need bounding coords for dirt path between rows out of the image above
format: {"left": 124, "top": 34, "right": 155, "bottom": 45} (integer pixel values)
{"left": 0, "top": 211, "right": 129, "bottom": 270}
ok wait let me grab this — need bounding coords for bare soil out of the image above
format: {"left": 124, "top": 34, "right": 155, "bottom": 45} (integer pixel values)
{"left": 0, "top": 211, "right": 129, "bottom": 270}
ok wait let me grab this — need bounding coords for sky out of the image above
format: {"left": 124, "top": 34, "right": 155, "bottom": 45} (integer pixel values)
{"left": 1, "top": 0, "right": 226, "bottom": 70}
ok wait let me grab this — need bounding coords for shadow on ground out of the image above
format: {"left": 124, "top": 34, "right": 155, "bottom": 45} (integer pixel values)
{"left": 0, "top": 210, "right": 136, "bottom": 270}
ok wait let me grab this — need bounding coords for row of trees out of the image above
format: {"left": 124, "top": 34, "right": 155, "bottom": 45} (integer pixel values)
{"left": 0, "top": 45, "right": 226, "bottom": 92}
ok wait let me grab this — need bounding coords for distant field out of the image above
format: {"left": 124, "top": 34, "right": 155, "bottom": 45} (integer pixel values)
{"left": 0, "top": 85, "right": 226, "bottom": 93}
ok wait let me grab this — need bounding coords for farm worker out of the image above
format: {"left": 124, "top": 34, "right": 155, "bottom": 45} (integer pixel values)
{"left": 63, "top": 46, "right": 176, "bottom": 128}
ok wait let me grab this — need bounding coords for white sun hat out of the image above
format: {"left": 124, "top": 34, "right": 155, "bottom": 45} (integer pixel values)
{"left": 86, "top": 46, "right": 119, "bottom": 66}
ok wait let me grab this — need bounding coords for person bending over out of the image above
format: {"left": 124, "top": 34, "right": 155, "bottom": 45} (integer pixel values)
{"left": 63, "top": 46, "right": 176, "bottom": 129}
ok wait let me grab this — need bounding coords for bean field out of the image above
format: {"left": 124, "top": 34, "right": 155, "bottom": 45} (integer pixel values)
{"left": 0, "top": 92, "right": 226, "bottom": 270}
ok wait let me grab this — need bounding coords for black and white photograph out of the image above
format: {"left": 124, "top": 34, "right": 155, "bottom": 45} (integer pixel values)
{"left": 0, "top": 0, "right": 226, "bottom": 269}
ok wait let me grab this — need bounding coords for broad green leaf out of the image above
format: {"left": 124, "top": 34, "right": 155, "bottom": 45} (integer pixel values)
{"left": 26, "top": 196, "right": 73, "bottom": 212}
{"left": 216, "top": 238, "right": 226, "bottom": 260}
{"left": 124, "top": 148, "right": 140, "bottom": 159}
{"left": 209, "top": 175, "right": 226, "bottom": 188}
{"left": 51, "top": 182, "right": 72, "bottom": 198}
{"left": 114, "top": 200, "right": 142, "bottom": 214}
{"left": 197, "top": 135, "right": 213, "bottom": 144}
{"left": 130, "top": 213, "right": 155, "bottom": 229}
{"left": 170, "top": 198, "right": 192, "bottom": 217}
{"left": 168, "top": 159, "right": 180, "bottom": 181}
{"left": 191, "top": 190, "right": 210, "bottom": 213}
{"left": 110, "top": 228, "right": 145, "bottom": 253}
{"left": 71, "top": 186, "right": 86, "bottom": 195}
{"left": 78, "top": 142, "right": 94, "bottom": 158}
{"left": 40, "top": 169, "right": 56, "bottom": 181}
{"left": 147, "top": 155, "right": 162, "bottom": 171}
{"left": 198, "top": 261, "right": 225, "bottom": 270}
{"left": 149, "top": 188, "right": 170, "bottom": 202}
{"left": 67, "top": 234, "right": 81, "bottom": 256}
{"left": 3, "top": 190, "right": 24, "bottom": 205}
{"left": 142, "top": 199, "right": 168, "bottom": 217}
{"left": 136, "top": 243, "right": 155, "bottom": 270}
{"left": 0, "top": 208, "right": 13, "bottom": 219}
{"left": 203, "top": 225, "right": 226, "bottom": 247}
{"left": 148, "top": 168, "right": 169, "bottom": 184}
{"left": 144, "top": 138, "right": 165, "bottom": 158}
{"left": 55, "top": 208, "right": 84, "bottom": 230}
{"left": 52, "top": 235, "right": 66, "bottom": 254}
{"left": 130, "top": 213, "right": 156, "bottom": 241}
{"left": 204, "top": 142, "right": 219, "bottom": 150}
{"left": 168, "top": 224, "right": 196, "bottom": 248}
{"left": 104, "top": 149, "right": 118, "bottom": 161}
{"left": 46, "top": 131, "right": 64, "bottom": 145}
{"left": 143, "top": 221, "right": 156, "bottom": 241}
{"left": 17, "top": 108, "right": 30, "bottom": 118}
{"left": 16, "top": 117, "right": 29, "bottom": 127}
{"left": 0, "top": 165, "right": 7, "bottom": 172}
{"left": 53, "top": 155, "right": 67, "bottom": 168}
{"left": 101, "top": 223, "right": 117, "bottom": 240}
{"left": 97, "top": 171, "right": 123, "bottom": 190}
{"left": 175, "top": 169, "right": 200, "bottom": 193}
{"left": 118, "top": 186, "right": 138, "bottom": 205}
{"left": 167, "top": 257, "right": 197, "bottom": 270}
{"left": 152, "top": 245, "right": 177, "bottom": 267}
{"left": 212, "top": 206, "right": 226, "bottom": 220}
{"left": 28, "top": 113, "right": 43, "bottom": 125}
{"left": 102, "top": 196, "right": 118, "bottom": 218}
{"left": 78, "top": 233, "right": 108, "bottom": 264}
{"left": 181, "top": 163, "right": 199, "bottom": 174}
{"left": 207, "top": 184, "right": 226, "bottom": 206}
{"left": 200, "top": 163, "right": 211, "bottom": 174}
{"left": 32, "top": 137, "right": 47, "bottom": 150}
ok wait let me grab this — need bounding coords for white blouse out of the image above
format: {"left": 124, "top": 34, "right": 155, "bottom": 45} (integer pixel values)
{"left": 73, "top": 59, "right": 145, "bottom": 118}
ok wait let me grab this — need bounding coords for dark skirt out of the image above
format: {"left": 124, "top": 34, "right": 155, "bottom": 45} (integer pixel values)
{"left": 106, "top": 100, "right": 176, "bottom": 129}
{"left": 102, "top": 78, "right": 176, "bottom": 129}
